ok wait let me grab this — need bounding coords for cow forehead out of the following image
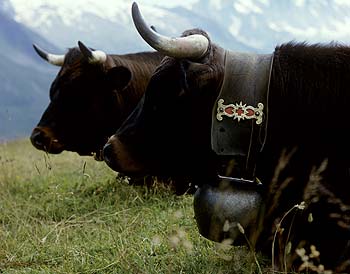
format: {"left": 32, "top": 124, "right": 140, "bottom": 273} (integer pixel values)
{"left": 57, "top": 47, "right": 102, "bottom": 79}
{"left": 58, "top": 61, "right": 105, "bottom": 85}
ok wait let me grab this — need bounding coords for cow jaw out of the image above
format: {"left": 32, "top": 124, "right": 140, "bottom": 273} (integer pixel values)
{"left": 103, "top": 135, "right": 147, "bottom": 175}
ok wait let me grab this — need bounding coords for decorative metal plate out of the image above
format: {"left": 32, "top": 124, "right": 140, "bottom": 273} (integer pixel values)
{"left": 216, "top": 99, "right": 264, "bottom": 125}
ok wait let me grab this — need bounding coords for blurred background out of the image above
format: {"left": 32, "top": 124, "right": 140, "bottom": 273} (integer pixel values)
{"left": 1, "top": 0, "right": 350, "bottom": 141}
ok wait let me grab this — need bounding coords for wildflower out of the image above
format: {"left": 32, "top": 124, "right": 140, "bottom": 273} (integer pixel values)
{"left": 222, "top": 220, "right": 230, "bottom": 232}
{"left": 310, "top": 245, "right": 320, "bottom": 258}
{"left": 169, "top": 235, "right": 180, "bottom": 248}
{"left": 296, "top": 248, "right": 309, "bottom": 262}
{"left": 308, "top": 213, "right": 313, "bottom": 222}
{"left": 237, "top": 223, "right": 245, "bottom": 234}
{"left": 296, "top": 201, "right": 306, "bottom": 210}
{"left": 152, "top": 235, "right": 161, "bottom": 246}
{"left": 285, "top": 241, "right": 292, "bottom": 255}
{"left": 220, "top": 238, "right": 234, "bottom": 246}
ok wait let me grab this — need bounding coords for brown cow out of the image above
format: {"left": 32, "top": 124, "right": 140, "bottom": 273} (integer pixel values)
{"left": 30, "top": 41, "right": 163, "bottom": 160}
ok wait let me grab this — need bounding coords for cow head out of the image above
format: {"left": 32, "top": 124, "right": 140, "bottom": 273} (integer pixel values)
{"left": 30, "top": 42, "right": 133, "bottom": 159}
{"left": 103, "top": 3, "right": 226, "bottom": 179}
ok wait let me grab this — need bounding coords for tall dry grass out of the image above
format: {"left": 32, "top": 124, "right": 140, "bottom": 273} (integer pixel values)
{"left": 0, "top": 139, "right": 266, "bottom": 274}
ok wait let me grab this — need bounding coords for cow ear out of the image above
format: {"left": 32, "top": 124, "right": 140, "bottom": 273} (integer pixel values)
{"left": 106, "top": 66, "right": 132, "bottom": 91}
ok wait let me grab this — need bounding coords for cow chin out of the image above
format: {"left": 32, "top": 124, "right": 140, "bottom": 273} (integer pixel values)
{"left": 103, "top": 136, "right": 147, "bottom": 176}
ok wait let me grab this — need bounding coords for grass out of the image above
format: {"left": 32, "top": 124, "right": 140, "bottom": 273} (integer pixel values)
{"left": 0, "top": 139, "right": 267, "bottom": 274}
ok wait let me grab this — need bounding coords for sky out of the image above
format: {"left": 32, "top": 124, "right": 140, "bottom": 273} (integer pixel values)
{"left": 6, "top": 0, "right": 350, "bottom": 52}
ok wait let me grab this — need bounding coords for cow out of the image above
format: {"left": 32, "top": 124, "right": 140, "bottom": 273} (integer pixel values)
{"left": 30, "top": 41, "right": 163, "bottom": 160}
{"left": 103, "top": 3, "right": 350, "bottom": 272}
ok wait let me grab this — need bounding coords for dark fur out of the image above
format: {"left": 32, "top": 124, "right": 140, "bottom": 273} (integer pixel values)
{"left": 255, "top": 42, "right": 350, "bottom": 272}
{"left": 106, "top": 29, "right": 350, "bottom": 271}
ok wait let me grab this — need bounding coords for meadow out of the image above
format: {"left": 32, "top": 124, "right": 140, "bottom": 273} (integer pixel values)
{"left": 0, "top": 139, "right": 268, "bottom": 274}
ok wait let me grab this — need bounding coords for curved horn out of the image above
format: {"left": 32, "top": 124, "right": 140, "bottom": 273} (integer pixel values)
{"left": 33, "top": 44, "right": 65, "bottom": 66}
{"left": 150, "top": 25, "right": 157, "bottom": 33}
{"left": 78, "top": 41, "right": 107, "bottom": 64}
{"left": 131, "top": 2, "right": 209, "bottom": 59}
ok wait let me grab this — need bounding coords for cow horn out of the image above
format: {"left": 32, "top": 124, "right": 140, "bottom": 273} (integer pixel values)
{"left": 131, "top": 2, "right": 209, "bottom": 59}
{"left": 33, "top": 44, "right": 65, "bottom": 66}
{"left": 78, "top": 41, "right": 107, "bottom": 64}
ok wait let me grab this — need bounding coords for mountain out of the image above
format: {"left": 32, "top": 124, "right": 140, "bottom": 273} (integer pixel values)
{"left": 188, "top": 0, "right": 350, "bottom": 52}
{"left": 7, "top": 0, "right": 350, "bottom": 53}
{"left": 5, "top": 0, "right": 255, "bottom": 53}
{"left": 2, "top": 0, "right": 350, "bottom": 140}
{"left": 0, "top": 7, "right": 59, "bottom": 140}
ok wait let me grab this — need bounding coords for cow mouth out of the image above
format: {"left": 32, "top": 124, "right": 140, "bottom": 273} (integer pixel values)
{"left": 76, "top": 149, "right": 104, "bottom": 161}
{"left": 193, "top": 177, "right": 264, "bottom": 245}
{"left": 31, "top": 127, "right": 108, "bottom": 162}
{"left": 103, "top": 136, "right": 149, "bottom": 175}
{"left": 45, "top": 140, "right": 65, "bottom": 154}
{"left": 33, "top": 139, "right": 65, "bottom": 154}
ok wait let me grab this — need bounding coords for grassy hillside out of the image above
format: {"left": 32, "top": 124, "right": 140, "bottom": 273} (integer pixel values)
{"left": 0, "top": 139, "right": 269, "bottom": 273}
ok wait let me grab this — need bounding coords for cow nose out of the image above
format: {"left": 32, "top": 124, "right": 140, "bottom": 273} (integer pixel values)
{"left": 30, "top": 128, "right": 48, "bottom": 149}
{"left": 103, "top": 143, "right": 114, "bottom": 167}
{"left": 30, "top": 127, "right": 64, "bottom": 154}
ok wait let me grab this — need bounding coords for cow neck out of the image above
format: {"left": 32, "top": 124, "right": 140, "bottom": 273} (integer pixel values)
{"left": 211, "top": 49, "right": 274, "bottom": 181}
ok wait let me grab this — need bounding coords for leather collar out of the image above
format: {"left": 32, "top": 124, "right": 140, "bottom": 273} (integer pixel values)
{"left": 211, "top": 50, "right": 274, "bottom": 180}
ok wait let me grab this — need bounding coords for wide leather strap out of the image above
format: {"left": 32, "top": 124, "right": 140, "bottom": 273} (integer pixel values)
{"left": 211, "top": 50, "right": 273, "bottom": 178}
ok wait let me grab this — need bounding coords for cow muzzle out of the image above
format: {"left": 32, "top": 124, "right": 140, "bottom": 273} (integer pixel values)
{"left": 193, "top": 177, "right": 264, "bottom": 245}
{"left": 30, "top": 127, "right": 65, "bottom": 154}
{"left": 103, "top": 135, "right": 147, "bottom": 175}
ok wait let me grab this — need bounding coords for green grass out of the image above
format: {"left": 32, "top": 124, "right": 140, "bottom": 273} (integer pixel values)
{"left": 0, "top": 139, "right": 268, "bottom": 274}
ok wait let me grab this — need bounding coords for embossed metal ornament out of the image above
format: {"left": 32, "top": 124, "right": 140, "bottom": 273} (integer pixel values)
{"left": 216, "top": 99, "right": 264, "bottom": 125}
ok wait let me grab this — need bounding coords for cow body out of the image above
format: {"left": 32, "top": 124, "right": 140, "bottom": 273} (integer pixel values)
{"left": 104, "top": 24, "right": 350, "bottom": 271}
{"left": 31, "top": 44, "right": 163, "bottom": 159}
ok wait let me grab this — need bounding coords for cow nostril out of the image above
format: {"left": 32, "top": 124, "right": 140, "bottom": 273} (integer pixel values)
{"left": 31, "top": 130, "right": 47, "bottom": 148}
{"left": 103, "top": 143, "right": 114, "bottom": 166}
{"left": 30, "top": 127, "right": 64, "bottom": 153}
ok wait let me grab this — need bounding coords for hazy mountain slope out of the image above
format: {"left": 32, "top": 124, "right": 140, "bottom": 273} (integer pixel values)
{"left": 0, "top": 56, "right": 54, "bottom": 140}
{"left": 8, "top": 0, "right": 350, "bottom": 53}
{"left": 0, "top": 9, "right": 58, "bottom": 140}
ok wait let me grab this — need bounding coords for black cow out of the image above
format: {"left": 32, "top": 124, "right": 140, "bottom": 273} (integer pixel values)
{"left": 30, "top": 41, "right": 163, "bottom": 160}
{"left": 103, "top": 3, "right": 350, "bottom": 272}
